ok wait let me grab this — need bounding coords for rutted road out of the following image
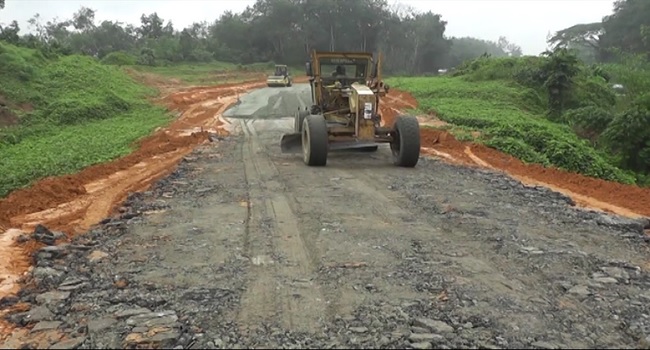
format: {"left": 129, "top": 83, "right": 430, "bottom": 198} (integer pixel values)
{"left": 3, "top": 84, "right": 650, "bottom": 349}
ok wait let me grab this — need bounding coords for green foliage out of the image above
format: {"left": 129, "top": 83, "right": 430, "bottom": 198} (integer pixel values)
{"left": 387, "top": 76, "right": 635, "bottom": 184}
{"left": 602, "top": 93, "right": 650, "bottom": 173}
{"left": 453, "top": 51, "right": 617, "bottom": 114}
{"left": 600, "top": 0, "right": 650, "bottom": 58}
{"left": 539, "top": 47, "right": 580, "bottom": 118}
{"left": 0, "top": 42, "right": 171, "bottom": 197}
{"left": 43, "top": 93, "right": 131, "bottom": 125}
{"left": 0, "top": 110, "right": 169, "bottom": 198}
{"left": 0, "top": 42, "right": 45, "bottom": 102}
{"left": 101, "top": 51, "right": 138, "bottom": 66}
{"left": 549, "top": 0, "right": 650, "bottom": 63}
{"left": 569, "top": 74, "right": 617, "bottom": 110}
{"left": 484, "top": 137, "right": 551, "bottom": 166}
{"left": 454, "top": 55, "right": 546, "bottom": 87}
{"left": 562, "top": 105, "right": 614, "bottom": 143}
{"left": 434, "top": 50, "right": 650, "bottom": 180}
{"left": 600, "top": 52, "right": 650, "bottom": 107}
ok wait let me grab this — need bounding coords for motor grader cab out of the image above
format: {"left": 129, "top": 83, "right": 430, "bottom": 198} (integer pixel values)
{"left": 267, "top": 64, "right": 293, "bottom": 87}
{"left": 280, "top": 50, "right": 421, "bottom": 167}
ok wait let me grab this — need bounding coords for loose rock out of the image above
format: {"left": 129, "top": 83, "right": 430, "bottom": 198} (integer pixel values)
{"left": 412, "top": 318, "right": 454, "bottom": 334}
{"left": 49, "top": 336, "right": 86, "bottom": 349}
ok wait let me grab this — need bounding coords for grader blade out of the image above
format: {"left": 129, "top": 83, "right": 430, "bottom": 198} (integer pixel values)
{"left": 280, "top": 133, "right": 303, "bottom": 153}
{"left": 329, "top": 141, "right": 378, "bottom": 151}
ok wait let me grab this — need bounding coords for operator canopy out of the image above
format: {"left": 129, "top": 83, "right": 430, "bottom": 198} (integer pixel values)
{"left": 275, "top": 66, "right": 287, "bottom": 76}
{"left": 332, "top": 65, "right": 346, "bottom": 77}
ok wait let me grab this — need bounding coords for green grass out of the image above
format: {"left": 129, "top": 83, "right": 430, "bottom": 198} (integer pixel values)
{"left": 1, "top": 111, "right": 170, "bottom": 196}
{"left": 386, "top": 76, "right": 636, "bottom": 184}
{"left": 127, "top": 61, "right": 303, "bottom": 85}
{"left": 0, "top": 42, "right": 174, "bottom": 198}
{"left": 129, "top": 61, "right": 238, "bottom": 84}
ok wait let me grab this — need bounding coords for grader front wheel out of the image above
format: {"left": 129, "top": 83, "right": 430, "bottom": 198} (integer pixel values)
{"left": 302, "top": 114, "right": 329, "bottom": 166}
{"left": 390, "top": 115, "right": 420, "bottom": 167}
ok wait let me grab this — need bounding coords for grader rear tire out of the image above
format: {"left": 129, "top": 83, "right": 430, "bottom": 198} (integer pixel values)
{"left": 302, "top": 114, "right": 328, "bottom": 166}
{"left": 390, "top": 115, "right": 420, "bottom": 167}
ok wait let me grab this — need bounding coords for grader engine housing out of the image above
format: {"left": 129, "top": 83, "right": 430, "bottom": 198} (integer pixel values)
{"left": 349, "top": 83, "right": 377, "bottom": 141}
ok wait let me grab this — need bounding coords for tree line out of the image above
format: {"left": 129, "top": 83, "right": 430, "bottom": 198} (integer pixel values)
{"left": 0, "top": 0, "right": 522, "bottom": 74}
{"left": 547, "top": 0, "right": 650, "bottom": 63}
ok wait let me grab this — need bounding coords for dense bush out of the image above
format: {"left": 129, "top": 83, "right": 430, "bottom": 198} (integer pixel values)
{"left": 562, "top": 105, "right": 614, "bottom": 142}
{"left": 101, "top": 51, "right": 138, "bottom": 66}
{"left": 602, "top": 93, "right": 650, "bottom": 174}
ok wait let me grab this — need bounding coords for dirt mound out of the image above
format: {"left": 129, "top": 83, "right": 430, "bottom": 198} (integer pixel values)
{"left": 380, "top": 90, "right": 419, "bottom": 126}
{"left": 0, "top": 177, "right": 87, "bottom": 227}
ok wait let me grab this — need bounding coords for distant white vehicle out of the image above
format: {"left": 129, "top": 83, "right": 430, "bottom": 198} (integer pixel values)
{"left": 612, "top": 83, "right": 625, "bottom": 96}
{"left": 438, "top": 69, "right": 448, "bottom": 75}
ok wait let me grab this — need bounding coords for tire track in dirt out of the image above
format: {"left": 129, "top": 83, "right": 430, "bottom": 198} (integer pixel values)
{"left": 237, "top": 118, "right": 327, "bottom": 333}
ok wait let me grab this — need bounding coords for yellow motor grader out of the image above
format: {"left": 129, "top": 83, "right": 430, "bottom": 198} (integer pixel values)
{"left": 280, "top": 50, "right": 421, "bottom": 167}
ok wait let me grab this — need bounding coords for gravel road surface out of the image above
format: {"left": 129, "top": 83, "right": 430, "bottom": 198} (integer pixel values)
{"left": 4, "top": 84, "right": 650, "bottom": 349}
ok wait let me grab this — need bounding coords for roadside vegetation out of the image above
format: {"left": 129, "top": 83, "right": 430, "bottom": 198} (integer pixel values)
{"left": 388, "top": 0, "right": 650, "bottom": 186}
{"left": 0, "top": 41, "right": 173, "bottom": 197}
{"left": 388, "top": 50, "right": 650, "bottom": 186}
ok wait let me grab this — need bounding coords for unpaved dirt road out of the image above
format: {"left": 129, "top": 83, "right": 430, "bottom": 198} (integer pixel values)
{"left": 3, "top": 83, "right": 650, "bottom": 349}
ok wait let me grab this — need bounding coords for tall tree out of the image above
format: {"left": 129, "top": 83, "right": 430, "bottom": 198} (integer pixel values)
{"left": 551, "top": 0, "right": 650, "bottom": 62}
{"left": 0, "top": 20, "right": 20, "bottom": 44}
{"left": 497, "top": 36, "right": 522, "bottom": 57}
{"left": 547, "top": 22, "right": 603, "bottom": 51}
{"left": 600, "top": 0, "right": 650, "bottom": 56}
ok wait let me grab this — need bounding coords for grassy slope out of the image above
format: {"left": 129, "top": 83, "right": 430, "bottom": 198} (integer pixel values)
{"left": 0, "top": 42, "right": 173, "bottom": 198}
{"left": 385, "top": 74, "right": 635, "bottom": 184}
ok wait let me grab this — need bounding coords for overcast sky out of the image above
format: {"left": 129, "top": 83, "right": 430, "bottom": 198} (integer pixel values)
{"left": 1, "top": 0, "right": 616, "bottom": 55}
